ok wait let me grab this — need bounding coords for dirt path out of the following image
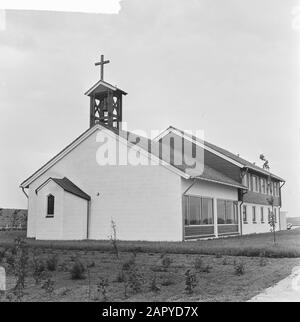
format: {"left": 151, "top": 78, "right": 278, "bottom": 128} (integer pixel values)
{"left": 249, "top": 266, "right": 300, "bottom": 302}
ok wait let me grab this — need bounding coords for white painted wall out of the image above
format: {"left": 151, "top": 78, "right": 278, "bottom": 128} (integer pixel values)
{"left": 35, "top": 180, "right": 64, "bottom": 240}
{"left": 26, "top": 128, "right": 183, "bottom": 241}
{"left": 241, "top": 203, "right": 281, "bottom": 235}
{"left": 63, "top": 192, "right": 88, "bottom": 240}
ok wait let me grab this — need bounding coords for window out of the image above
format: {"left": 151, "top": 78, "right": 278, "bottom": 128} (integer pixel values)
{"left": 243, "top": 205, "right": 247, "bottom": 223}
{"left": 259, "top": 178, "right": 262, "bottom": 193}
{"left": 262, "top": 178, "right": 266, "bottom": 194}
{"left": 255, "top": 176, "right": 259, "bottom": 192}
{"left": 201, "top": 198, "right": 214, "bottom": 225}
{"left": 252, "top": 206, "right": 256, "bottom": 223}
{"left": 189, "top": 196, "right": 201, "bottom": 225}
{"left": 47, "top": 194, "right": 55, "bottom": 217}
{"left": 260, "top": 207, "right": 264, "bottom": 223}
{"left": 184, "top": 196, "right": 214, "bottom": 226}
{"left": 217, "top": 200, "right": 238, "bottom": 225}
{"left": 249, "top": 174, "right": 253, "bottom": 191}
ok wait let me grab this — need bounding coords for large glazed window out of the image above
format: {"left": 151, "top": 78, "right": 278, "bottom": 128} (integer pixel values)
{"left": 184, "top": 196, "right": 214, "bottom": 226}
{"left": 47, "top": 194, "right": 55, "bottom": 217}
{"left": 217, "top": 200, "right": 238, "bottom": 224}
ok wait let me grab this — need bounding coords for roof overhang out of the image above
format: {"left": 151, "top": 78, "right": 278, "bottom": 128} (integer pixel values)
{"left": 84, "top": 80, "right": 127, "bottom": 96}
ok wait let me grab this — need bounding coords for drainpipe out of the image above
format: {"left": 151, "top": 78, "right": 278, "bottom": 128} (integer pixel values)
{"left": 86, "top": 200, "right": 91, "bottom": 240}
{"left": 278, "top": 181, "right": 286, "bottom": 231}
{"left": 239, "top": 168, "right": 249, "bottom": 236}
{"left": 182, "top": 178, "right": 197, "bottom": 242}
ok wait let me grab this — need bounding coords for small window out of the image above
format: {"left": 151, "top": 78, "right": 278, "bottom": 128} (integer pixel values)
{"left": 249, "top": 174, "right": 253, "bottom": 191}
{"left": 252, "top": 206, "right": 256, "bottom": 223}
{"left": 47, "top": 194, "right": 55, "bottom": 217}
{"left": 243, "top": 205, "right": 247, "bottom": 223}
{"left": 260, "top": 207, "right": 264, "bottom": 223}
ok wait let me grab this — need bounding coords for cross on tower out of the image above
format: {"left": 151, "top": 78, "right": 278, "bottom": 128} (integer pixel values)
{"left": 95, "top": 54, "right": 110, "bottom": 81}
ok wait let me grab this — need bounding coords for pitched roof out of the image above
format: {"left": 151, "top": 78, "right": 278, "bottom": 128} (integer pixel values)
{"left": 161, "top": 126, "right": 284, "bottom": 182}
{"left": 84, "top": 80, "right": 127, "bottom": 96}
{"left": 109, "top": 127, "right": 247, "bottom": 189}
{"left": 21, "top": 123, "right": 247, "bottom": 190}
{"left": 36, "top": 177, "right": 90, "bottom": 201}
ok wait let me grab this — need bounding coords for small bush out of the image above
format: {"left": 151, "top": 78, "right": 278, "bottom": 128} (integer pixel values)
{"left": 194, "top": 257, "right": 204, "bottom": 272}
{"left": 32, "top": 256, "right": 46, "bottom": 285}
{"left": 96, "top": 277, "right": 109, "bottom": 302}
{"left": 70, "top": 259, "right": 85, "bottom": 280}
{"left": 46, "top": 255, "right": 58, "bottom": 271}
{"left": 115, "top": 270, "right": 125, "bottom": 283}
{"left": 41, "top": 277, "right": 55, "bottom": 295}
{"left": 259, "top": 253, "right": 267, "bottom": 267}
{"left": 161, "top": 254, "right": 172, "bottom": 270}
{"left": 149, "top": 275, "right": 160, "bottom": 293}
{"left": 122, "top": 256, "right": 135, "bottom": 271}
{"left": 194, "top": 257, "right": 212, "bottom": 273}
{"left": 222, "top": 257, "right": 229, "bottom": 265}
{"left": 234, "top": 261, "right": 245, "bottom": 276}
{"left": 160, "top": 273, "right": 175, "bottom": 286}
{"left": 215, "top": 253, "right": 222, "bottom": 258}
{"left": 185, "top": 269, "right": 197, "bottom": 294}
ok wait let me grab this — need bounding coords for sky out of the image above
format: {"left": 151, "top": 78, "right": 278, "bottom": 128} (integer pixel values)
{"left": 0, "top": 0, "right": 299, "bottom": 216}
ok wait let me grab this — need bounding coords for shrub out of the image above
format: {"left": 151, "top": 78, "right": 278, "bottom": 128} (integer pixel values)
{"left": 194, "top": 257, "right": 204, "bottom": 272}
{"left": 123, "top": 262, "right": 143, "bottom": 295}
{"left": 222, "top": 257, "right": 229, "bottom": 265}
{"left": 149, "top": 275, "right": 160, "bottom": 293}
{"left": 185, "top": 269, "right": 197, "bottom": 294}
{"left": 259, "top": 253, "right": 267, "bottom": 267}
{"left": 161, "top": 273, "right": 175, "bottom": 286}
{"left": 0, "top": 248, "right": 6, "bottom": 264}
{"left": 234, "top": 261, "right": 245, "bottom": 276}
{"left": 115, "top": 270, "right": 125, "bottom": 283}
{"left": 194, "top": 257, "right": 212, "bottom": 273}
{"left": 46, "top": 254, "right": 58, "bottom": 271}
{"left": 122, "top": 256, "right": 135, "bottom": 271}
{"left": 70, "top": 259, "right": 85, "bottom": 280}
{"left": 41, "top": 277, "right": 55, "bottom": 295}
{"left": 215, "top": 253, "right": 222, "bottom": 258}
{"left": 32, "top": 256, "right": 46, "bottom": 285}
{"left": 96, "top": 277, "right": 109, "bottom": 302}
{"left": 161, "top": 254, "right": 172, "bottom": 271}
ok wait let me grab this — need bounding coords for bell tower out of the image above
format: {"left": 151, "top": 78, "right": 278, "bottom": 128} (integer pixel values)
{"left": 85, "top": 55, "right": 127, "bottom": 129}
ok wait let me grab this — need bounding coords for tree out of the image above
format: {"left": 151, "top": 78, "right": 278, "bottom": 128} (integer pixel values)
{"left": 267, "top": 196, "right": 276, "bottom": 244}
{"left": 260, "top": 154, "right": 276, "bottom": 244}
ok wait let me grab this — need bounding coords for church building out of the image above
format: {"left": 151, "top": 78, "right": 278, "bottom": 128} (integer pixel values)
{"left": 20, "top": 56, "right": 285, "bottom": 241}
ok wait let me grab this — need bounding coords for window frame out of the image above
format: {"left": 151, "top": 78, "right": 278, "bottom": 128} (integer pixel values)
{"left": 242, "top": 205, "right": 247, "bottom": 224}
{"left": 252, "top": 206, "right": 256, "bottom": 223}
{"left": 217, "top": 199, "right": 238, "bottom": 225}
{"left": 260, "top": 207, "right": 264, "bottom": 223}
{"left": 46, "top": 194, "right": 55, "bottom": 218}
{"left": 184, "top": 195, "right": 214, "bottom": 226}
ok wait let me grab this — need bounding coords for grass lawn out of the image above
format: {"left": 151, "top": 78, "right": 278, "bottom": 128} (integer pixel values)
{"left": 0, "top": 229, "right": 300, "bottom": 302}
{"left": 1, "top": 228, "right": 300, "bottom": 258}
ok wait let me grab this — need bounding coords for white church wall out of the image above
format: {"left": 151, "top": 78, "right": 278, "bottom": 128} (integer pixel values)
{"left": 26, "top": 128, "right": 183, "bottom": 241}
{"left": 35, "top": 180, "right": 64, "bottom": 240}
{"left": 63, "top": 192, "right": 88, "bottom": 240}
